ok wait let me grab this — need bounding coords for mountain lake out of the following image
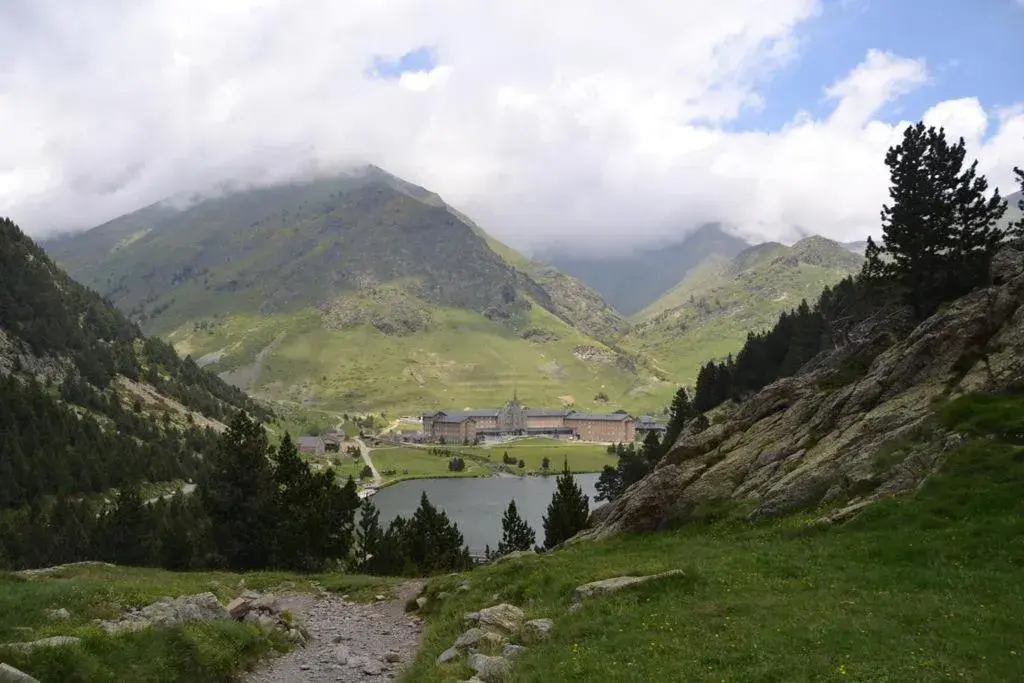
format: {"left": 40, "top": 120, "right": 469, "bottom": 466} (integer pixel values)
{"left": 370, "top": 473, "right": 602, "bottom": 554}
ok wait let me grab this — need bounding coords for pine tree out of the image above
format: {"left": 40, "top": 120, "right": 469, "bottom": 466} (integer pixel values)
{"left": 864, "top": 122, "right": 1007, "bottom": 317}
{"left": 200, "top": 411, "right": 277, "bottom": 570}
{"left": 1012, "top": 167, "right": 1024, "bottom": 240}
{"left": 356, "top": 499, "right": 383, "bottom": 569}
{"left": 640, "top": 430, "right": 662, "bottom": 467}
{"left": 497, "top": 499, "right": 535, "bottom": 555}
{"left": 542, "top": 461, "right": 590, "bottom": 548}
{"left": 661, "top": 387, "right": 694, "bottom": 455}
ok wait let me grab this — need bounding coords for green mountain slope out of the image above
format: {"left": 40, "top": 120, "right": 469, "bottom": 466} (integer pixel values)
{"left": 48, "top": 169, "right": 653, "bottom": 414}
{"left": 542, "top": 223, "right": 751, "bottom": 316}
{"left": 623, "top": 235, "right": 864, "bottom": 391}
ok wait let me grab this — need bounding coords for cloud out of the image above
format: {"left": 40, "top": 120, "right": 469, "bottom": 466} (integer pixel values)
{"left": 0, "top": 0, "right": 1021, "bottom": 255}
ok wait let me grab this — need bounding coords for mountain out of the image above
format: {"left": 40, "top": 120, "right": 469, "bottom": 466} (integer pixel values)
{"left": 622, "top": 236, "right": 864, "bottom": 396}
{"left": 48, "top": 168, "right": 655, "bottom": 414}
{"left": 541, "top": 223, "right": 751, "bottom": 316}
{"left": 0, "top": 216, "right": 267, "bottom": 510}
{"left": 587, "top": 241, "right": 1024, "bottom": 537}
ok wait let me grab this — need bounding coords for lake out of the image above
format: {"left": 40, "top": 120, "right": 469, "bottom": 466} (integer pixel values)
{"left": 370, "top": 473, "right": 601, "bottom": 553}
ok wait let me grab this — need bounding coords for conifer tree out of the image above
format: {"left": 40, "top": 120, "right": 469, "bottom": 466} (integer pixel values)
{"left": 200, "top": 411, "right": 277, "bottom": 570}
{"left": 661, "top": 387, "right": 695, "bottom": 455}
{"left": 356, "top": 498, "right": 383, "bottom": 569}
{"left": 497, "top": 499, "right": 535, "bottom": 555}
{"left": 542, "top": 461, "right": 590, "bottom": 548}
{"left": 1012, "top": 167, "right": 1024, "bottom": 239}
{"left": 864, "top": 122, "right": 1007, "bottom": 317}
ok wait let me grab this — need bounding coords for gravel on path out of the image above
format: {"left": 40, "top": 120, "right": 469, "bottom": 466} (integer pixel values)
{"left": 244, "top": 581, "right": 425, "bottom": 683}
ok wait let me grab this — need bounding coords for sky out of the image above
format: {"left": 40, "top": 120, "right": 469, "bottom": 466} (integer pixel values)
{"left": 1, "top": 0, "right": 1022, "bottom": 255}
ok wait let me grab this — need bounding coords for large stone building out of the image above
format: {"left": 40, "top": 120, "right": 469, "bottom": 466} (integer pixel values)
{"left": 422, "top": 398, "right": 635, "bottom": 443}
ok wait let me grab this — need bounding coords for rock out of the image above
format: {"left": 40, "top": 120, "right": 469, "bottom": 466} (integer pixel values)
{"left": 568, "top": 602, "right": 582, "bottom": 613}
{"left": 226, "top": 597, "right": 252, "bottom": 620}
{"left": 437, "top": 646, "right": 461, "bottom": 664}
{"left": 492, "top": 549, "right": 536, "bottom": 563}
{"left": 45, "top": 607, "right": 70, "bottom": 620}
{"left": 475, "top": 603, "right": 524, "bottom": 633}
{"left": 286, "top": 628, "right": 305, "bottom": 644}
{"left": 437, "top": 591, "right": 452, "bottom": 600}
{"left": 362, "top": 659, "right": 384, "bottom": 675}
{"left": 454, "top": 626, "right": 505, "bottom": 650}
{"left": 415, "top": 596, "right": 428, "bottom": 609}
{"left": 334, "top": 645, "right": 351, "bottom": 664}
{"left": 299, "top": 664, "right": 312, "bottom": 671}
{"left": 502, "top": 644, "right": 527, "bottom": 659}
{"left": 385, "top": 650, "right": 402, "bottom": 663}
{"left": 0, "top": 663, "right": 39, "bottom": 683}
{"left": 467, "top": 653, "right": 512, "bottom": 682}
{"left": 463, "top": 611, "right": 481, "bottom": 624}
{"left": 457, "top": 581, "right": 471, "bottom": 593}
{"left": 96, "top": 592, "right": 231, "bottom": 634}
{"left": 3, "top": 635, "right": 82, "bottom": 652}
{"left": 573, "top": 570, "right": 686, "bottom": 602}
{"left": 346, "top": 655, "right": 366, "bottom": 669}
{"left": 523, "top": 618, "right": 554, "bottom": 641}
{"left": 251, "top": 593, "right": 279, "bottom": 612}
{"left": 374, "top": 594, "right": 386, "bottom": 601}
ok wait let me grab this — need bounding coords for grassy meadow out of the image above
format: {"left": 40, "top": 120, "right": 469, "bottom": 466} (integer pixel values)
{"left": 401, "top": 391, "right": 1024, "bottom": 682}
{"left": 0, "top": 565, "right": 396, "bottom": 683}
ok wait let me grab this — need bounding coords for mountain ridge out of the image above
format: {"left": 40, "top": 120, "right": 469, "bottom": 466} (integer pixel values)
{"left": 47, "top": 170, "right": 656, "bottom": 414}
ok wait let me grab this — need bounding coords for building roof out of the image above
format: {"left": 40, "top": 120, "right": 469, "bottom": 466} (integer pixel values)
{"left": 636, "top": 415, "right": 665, "bottom": 426}
{"left": 525, "top": 408, "right": 569, "bottom": 417}
{"left": 564, "top": 412, "right": 632, "bottom": 422}
{"left": 298, "top": 436, "right": 323, "bottom": 449}
{"left": 435, "top": 414, "right": 477, "bottom": 424}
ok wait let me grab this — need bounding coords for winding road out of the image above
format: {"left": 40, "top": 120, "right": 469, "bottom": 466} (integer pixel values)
{"left": 354, "top": 437, "right": 382, "bottom": 489}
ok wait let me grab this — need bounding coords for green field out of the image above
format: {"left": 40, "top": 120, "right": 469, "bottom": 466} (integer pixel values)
{"left": 371, "top": 447, "right": 488, "bottom": 483}
{"left": 0, "top": 564, "right": 395, "bottom": 682}
{"left": 473, "top": 437, "right": 616, "bottom": 473}
{"left": 401, "top": 391, "right": 1024, "bottom": 682}
{"left": 168, "top": 304, "right": 655, "bottom": 417}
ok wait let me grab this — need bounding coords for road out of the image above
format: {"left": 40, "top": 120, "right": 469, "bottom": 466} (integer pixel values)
{"left": 354, "top": 437, "right": 382, "bottom": 488}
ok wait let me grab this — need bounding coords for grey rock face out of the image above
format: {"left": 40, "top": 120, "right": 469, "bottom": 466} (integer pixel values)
{"left": 475, "top": 603, "right": 524, "bottom": 634}
{"left": 502, "top": 644, "right": 527, "bottom": 659}
{"left": 583, "top": 246, "right": 1024, "bottom": 537}
{"left": 2, "top": 635, "right": 81, "bottom": 652}
{"left": 437, "top": 646, "right": 461, "bottom": 664}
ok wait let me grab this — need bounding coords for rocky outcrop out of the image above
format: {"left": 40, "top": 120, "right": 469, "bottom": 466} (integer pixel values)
{"left": 585, "top": 245, "right": 1024, "bottom": 537}
{"left": 0, "top": 663, "right": 39, "bottom": 683}
{"left": 95, "top": 592, "right": 231, "bottom": 634}
{"left": 572, "top": 570, "right": 687, "bottom": 602}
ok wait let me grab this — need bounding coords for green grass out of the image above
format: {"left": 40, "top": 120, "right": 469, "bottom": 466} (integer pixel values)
{"left": 168, "top": 303, "right": 650, "bottom": 417}
{"left": 401, "top": 391, "right": 1024, "bottom": 681}
{"left": 371, "top": 447, "right": 489, "bottom": 483}
{"left": 0, "top": 565, "right": 397, "bottom": 682}
{"left": 474, "top": 438, "right": 616, "bottom": 473}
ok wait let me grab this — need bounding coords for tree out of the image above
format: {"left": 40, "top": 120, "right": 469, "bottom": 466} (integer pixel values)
{"left": 640, "top": 430, "right": 662, "bottom": 468}
{"left": 200, "top": 411, "right": 277, "bottom": 570}
{"left": 517, "top": 458, "right": 525, "bottom": 469}
{"left": 356, "top": 499, "right": 383, "bottom": 569}
{"left": 497, "top": 499, "right": 535, "bottom": 555}
{"left": 542, "top": 461, "right": 590, "bottom": 548}
{"left": 541, "top": 456, "right": 551, "bottom": 472}
{"left": 1012, "top": 167, "right": 1024, "bottom": 239}
{"left": 360, "top": 464, "right": 373, "bottom": 479}
{"left": 864, "top": 122, "right": 1007, "bottom": 317}
{"left": 661, "top": 387, "right": 694, "bottom": 455}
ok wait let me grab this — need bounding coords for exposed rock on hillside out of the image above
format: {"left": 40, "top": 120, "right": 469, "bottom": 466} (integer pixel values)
{"left": 584, "top": 245, "right": 1024, "bottom": 538}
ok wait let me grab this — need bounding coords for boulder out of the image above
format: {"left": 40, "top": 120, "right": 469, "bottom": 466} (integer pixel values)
{"left": 454, "top": 626, "right": 505, "bottom": 651}
{"left": 45, "top": 607, "right": 70, "bottom": 621}
{"left": 437, "top": 646, "right": 461, "bottom": 664}
{"left": 467, "top": 653, "right": 512, "bottom": 682}
{"left": 502, "top": 644, "right": 527, "bottom": 659}
{"left": 226, "top": 597, "right": 252, "bottom": 620}
{"left": 475, "top": 603, "right": 524, "bottom": 634}
{"left": 573, "top": 570, "right": 686, "bottom": 602}
{"left": 96, "top": 592, "right": 230, "bottom": 634}
{"left": 415, "top": 596, "right": 428, "bottom": 610}
{"left": 493, "top": 549, "right": 535, "bottom": 564}
{"left": 523, "top": 618, "right": 553, "bottom": 641}
{"left": 3, "top": 635, "right": 81, "bottom": 652}
{"left": 0, "top": 663, "right": 39, "bottom": 683}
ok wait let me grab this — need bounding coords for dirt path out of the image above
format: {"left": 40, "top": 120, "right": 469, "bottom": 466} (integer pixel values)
{"left": 355, "top": 437, "right": 382, "bottom": 487}
{"left": 244, "top": 581, "right": 425, "bottom": 683}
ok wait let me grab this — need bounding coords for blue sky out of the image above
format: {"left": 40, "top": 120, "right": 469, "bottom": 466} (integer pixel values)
{"left": 733, "top": 0, "right": 1023, "bottom": 130}
{"left": 370, "top": 46, "right": 437, "bottom": 80}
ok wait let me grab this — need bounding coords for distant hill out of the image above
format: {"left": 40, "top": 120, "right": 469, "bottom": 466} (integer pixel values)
{"left": 48, "top": 168, "right": 658, "bottom": 414}
{"left": 0, "top": 216, "right": 267, "bottom": 509}
{"left": 623, "top": 235, "right": 864, "bottom": 389}
{"left": 541, "top": 224, "right": 751, "bottom": 317}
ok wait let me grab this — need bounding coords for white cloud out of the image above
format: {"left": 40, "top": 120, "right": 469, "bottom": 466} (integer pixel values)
{"left": 0, "top": 0, "right": 1021, "bottom": 255}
